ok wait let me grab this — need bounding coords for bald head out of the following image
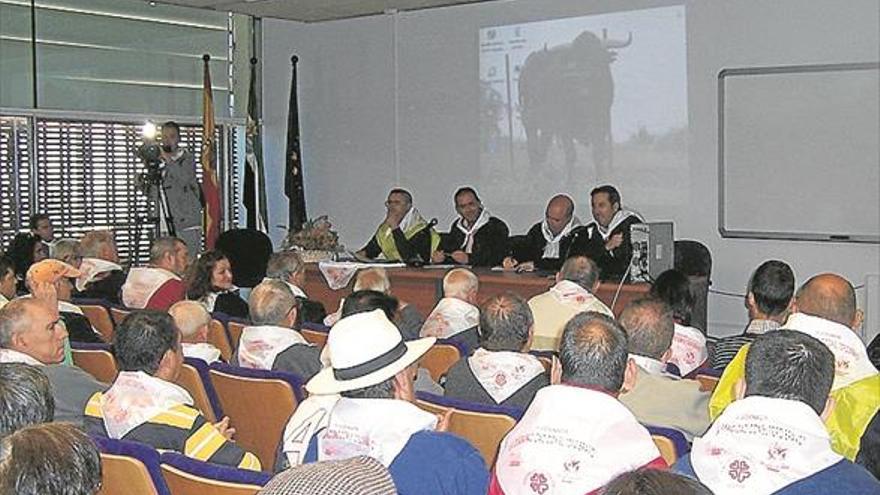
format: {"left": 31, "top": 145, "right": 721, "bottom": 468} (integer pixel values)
{"left": 545, "top": 195, "right": 575, "bottom": 236}
{"left": 443, "top": 268, "right": 479, "bottom": 303}
{"left": 559, "top": 256, "right": 600, "bottom": 292}
{"left": 559, "top": 311, "right": 629, "bottom": 391}
{"left": 354, "top": 268, "right": 391, "bottom": 294}
{"left": 249, "top": 279, "right": 299, "bottom": 327}
{"left": 619, "top": 297, "right": 674, "bottom": 360}
{"left": 168, "top": 301, "right": 211, "bottom": 343}
{"left": 795, "top": 273, "right": 857, "bottom": 328}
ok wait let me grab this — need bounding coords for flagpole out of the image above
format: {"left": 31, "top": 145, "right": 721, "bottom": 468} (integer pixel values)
{"left": 200, "top": 53, "right": 222, "bottom": 249}
{"left": 285, "top": 54, "right": 307, "bottom": 232}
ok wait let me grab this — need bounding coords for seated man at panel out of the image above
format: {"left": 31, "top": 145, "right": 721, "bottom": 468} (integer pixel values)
{"left": 650, "top": 269, "right": 708, "bottom": 376}
{"left": 76, "top": 229, "right": 126, "bottom": 304}
{"left": 618, "top": 297, "right": 710, "bottom": 440}
{"left": 168, "top": 301, "right": 222, "bottom": 363}
{"left": 710, "top": 273, "right": 880, "bottom": 478}
{"left": 712, "top": 260, "right": 795, "bottom": 370}
{"left": 358, "top": 188, "right": 440, "bottom": 263}
{"left": 0, "top": 298, "right": 104, "bottom": 426}
{"left": 0, "top": 256, "right": 16, "bottom": 309}
{"left": 235, "top": 279, "right": 322, "bottom": 380}
{"left": 302, "top": 309, "right": 489, "bottom": 495}
{"left": 85, "top": 310, "right": 261, "bottom": 470}
{"left": 265, "top": 250, "right": 326, "bottom": 324}
{"left": 444, "top": 293, "right": 548, "bottom": 410}
{"left": 491, "top": 312, "right": 665, "bottom": 495}
{"left": 504, "top": 194, "right": 588, "bottom": 272}
{"left": 583, "top": 185, "right": 643, "bottom": 279}
{"left": 432, "top": 187, "right": 509, "bottom": 267}
{"left": 0, "top": 363, "right": 55, "bottom": 439}
{"left": 420, "top": 268, "right": 481, "bottom": 353}
{"left": 678, "top": 331, "right": 880, "bottom": 494}
{"left": 121, "top": 236, "right": 188, "bottom": 311}
{"left": 27, "top": 259, "right": 103, "bottom": 344}
{"left": 528, "top": 255, "right": 613, "bottom": 351}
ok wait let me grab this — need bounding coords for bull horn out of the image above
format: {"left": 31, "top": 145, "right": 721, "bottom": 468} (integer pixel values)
{"left": 601, "top": 29, "right": 632, "bottom": 49}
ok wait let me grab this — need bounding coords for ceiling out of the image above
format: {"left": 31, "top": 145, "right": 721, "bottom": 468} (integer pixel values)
{"left": 153, "top": 0, "right": 495, "bottom": 22}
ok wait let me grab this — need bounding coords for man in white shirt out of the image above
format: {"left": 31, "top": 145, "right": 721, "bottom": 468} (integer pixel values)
{"left": 168, "top": 301, "right": 221, "bottom": 363}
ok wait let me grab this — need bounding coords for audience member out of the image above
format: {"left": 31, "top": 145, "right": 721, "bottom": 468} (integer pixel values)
{"left": 491, "top": 312, "right": 665, "bottom": 495}
{"left": 7, "top": 232, "right": 48, "bottom": 294}
{"left": 504, "top": 194, "right": 587, "bottom": 272}
{"left": 618, "top": 297, "right": 710, "bottom": 440}
{"left": 121, "top": 236, "right": 188, "bottom": 310}
{"left": 444, "top": 293, "right": 548, "bottom": 409}
{"left": 433, "top": 186, "right": 509, "bottom": 267}
{"left": 76, "top": 229, "right": 126, "bottom": 304}
{"left": 265, "top": 250, "right": 326, "bottom": 324}
{"left": 602, "top": 468, "right": 713, "bottom": 495}
{"left": 710, "top": 273, "right": 880, "bottom": 478}
{"left": 344, "top": 268, "right": 423, "bottom": 339}
{"left": 235, "top": 279, "right": 322, "bottom": 379}
{"left": 0, "top": 363, "right": 54, "bottom": 438}
{"left": 678, "top": 331, "right": 880, "bottom": 493}
{"left": 29, "top": 213, "right": 55, "bottom": 247}
{"left": 583, "top": 185, "right": 643, "bottom": 279}
{"left": 50, "top": 238, "right": 83, "bottom": 269}
{"left": 420, "top": 268, "right": 481, "bottom": 353}
{"left": 358, "top": 188, "right": 440, "bottom": 263}
{"left": 169, "top": 300, "right": 222, "bottom": 363}
{"left": 260, "top": 456, "right": 397, "bottom": 495}
{"left": 0, "top": 298, "right": 104, "bottom": 425}
{"left": 27, "top": 259, "right": 103, "bottom": 344}
{"left": 186, "top": 250, "right": 249, "bottom": 318}
{"left": 85, "top": 309, "right": 260, "bottom": 469}
{"left": 301, "top": 309, "right": 489, "bottom": 495}
{"left": 650, "top": 269, "right": 708, "bottom": 376}
{"left": 712, "top": 260, "right": 795, "bottom": 370}
{"left": 0, "top": 256, "right": 15, "bottom": 309}
{"left": 528, "top": 255, "right": 612, "bottom": 351}
{"left": 0, "top": 422, "right": 102, "bottom": 495}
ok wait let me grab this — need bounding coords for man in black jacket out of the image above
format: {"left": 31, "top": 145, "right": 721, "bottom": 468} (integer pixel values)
{"left": 583, "top": 185, "right": 643, "bottom": 280}
{"left": 432, "top": 187, "right": 509, "bottom": 267}
{"left": 503, "top": 194, "right": 592, "bottom": 272}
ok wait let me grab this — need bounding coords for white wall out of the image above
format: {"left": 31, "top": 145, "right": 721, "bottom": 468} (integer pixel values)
{"left": 261, "top": 0, "right": 880, "bottom": 338}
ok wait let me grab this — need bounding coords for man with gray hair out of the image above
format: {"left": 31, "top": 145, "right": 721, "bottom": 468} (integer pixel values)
{"left": 618, "top": 297, "right": 710, "bottom": 440}
{"left": 528, "top": 255, "right": 613, "bottom": 351}
{"left": 76, "top": 229, "right": 126, "bottom": 304}
{"left": 420, "top": 268, "right": 481, "bottom": 353}
{"left": 444, "top": 293, "right": 548, "bottom": 409}
{"left": 0, "top": 363, "right": 55, "bottom": 439}
{"left": 168, "top": 301, "right": 221, "bottom": 363}
{"left": 265, "top": 251, "right": 326, "bottom": 324}
{"left": 234, "top": 279, "right": 322, "bottom": 380}
{"left": 121, "top": 236, "right": 189, "bottom": 310}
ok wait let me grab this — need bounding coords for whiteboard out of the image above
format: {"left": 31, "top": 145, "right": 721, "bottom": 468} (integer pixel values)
{"left": 719, "top": 63, "right": 880, "bottom": 243}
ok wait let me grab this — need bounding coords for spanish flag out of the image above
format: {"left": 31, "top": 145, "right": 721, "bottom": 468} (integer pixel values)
{"left": 200, "top": 54, "right": 221, "bottom": 249}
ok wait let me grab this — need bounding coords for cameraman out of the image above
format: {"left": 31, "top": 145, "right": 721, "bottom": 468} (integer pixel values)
{"left": 159, "top": 121, "right": 203, "bottom": 257}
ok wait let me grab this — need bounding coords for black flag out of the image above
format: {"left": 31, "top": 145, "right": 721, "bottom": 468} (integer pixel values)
{"left": 244, "top": 57, "right": 268, "bottom": 232}
{"left": 285, "top": 55, "right": 307, "bottom": 231}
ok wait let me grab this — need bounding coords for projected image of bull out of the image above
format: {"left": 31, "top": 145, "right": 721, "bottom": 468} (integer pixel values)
{"left": 518, "top": 29, "right": 631, "bottom": 179}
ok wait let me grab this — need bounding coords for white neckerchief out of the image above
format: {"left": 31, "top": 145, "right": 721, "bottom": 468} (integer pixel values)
{"left": 691, "top": 396, "right": 841, "bottom": 495}
{"left": 283, "top": 394, "right": 341, "bottom": 467}
{"left": 668, "top": 323, "right": 708, "bottom": 376}
{"left": 76, "top": 257, "right": 123, "bottom": 292}
{"left": 259, "top": 277, "right": 307, "bottom": 299}
{"left": 782, "top": 313, "right": 878, "bottom": 390}
{"left": 182, "top": 343, "right": 222, "bottom": 364}
{"left": 238, "top": 325, "right": 311, "bottom": 370}
{"left": 100, "top": 371, "right": 194, "bottom": 439}
{"left": 122, "top": 266, "right": 180, "bottom": 309}
{"left": 594, "top": 208, "right": 642, "bottom": 240}
{"left": 549, "top": 280, "right": 603, "bottom": 308}
{"left": 745, "top": 319, "right": 781, "bottom": 335}
{"left": 468, "top": 349, "right": 545, "bottom": 403}
{"left": 201, "top": 287, "right": 240, "bottom": 313}
{"left": 455, "top": 209, "right": 491, "bottom": 253}
{"left": 318, "top": 398, "right": 437, "bottom": 467}
{"left": 59, "top": 300, "right": 84, "bottom": 315}
{"left": 495, "top": 385, "right": 661, "bottom": 495}
{"left": 629, "top": 354, "right": 678, "bottom": 379}
{"left": 0, "top": 348, "right": 44, "bottom": 366}
{"left": 0, "top": 293, "right": 8, "bottom": 309}
{"left": 420, "top": 297, "right": 479, "bottom": 339}
{"left": 385, "top": 206, "right": 427, "bottom": 239}
{"left": 541, "top": 215, "right": 581, "bottom": 258}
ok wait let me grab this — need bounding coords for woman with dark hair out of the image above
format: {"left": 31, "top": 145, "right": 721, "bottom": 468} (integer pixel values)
{"left": 6, "top": 233, "right": 49, "bottom": 294}
{"left": 650, "top": 269, "right": 708, "bottom": 376}
{"left": 186, "top": 250, "right": 249, "bottom": 318}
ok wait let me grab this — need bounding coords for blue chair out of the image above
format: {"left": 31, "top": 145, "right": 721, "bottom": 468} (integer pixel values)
{"left": 160, "top": 452, "right": 271, "bottom": 495}
{"left": 645, "top": 425, "right": 691, "bottom": 465}
{"left": 91, "top": 435, "right": 171, "bottom": 495}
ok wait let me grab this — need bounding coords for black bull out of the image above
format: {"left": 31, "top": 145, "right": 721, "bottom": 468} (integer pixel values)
{"left": 518, "top": 30, "right": 632, "bottom": 178}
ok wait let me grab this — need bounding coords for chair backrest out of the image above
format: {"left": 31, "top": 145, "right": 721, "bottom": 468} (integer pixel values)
{"left": 300, "top": 323, "right": 329, "bottom": 348}
{"left": 92, "top": 436, "right": 171, "bottom": 495}
{"left": 175, "top": 358, "right": 223, "bottom": 423}
{"left": 645, "top": 425, "right": 690, "bottom": 465}
{"left": 227, "top": 319, "right": 248, "bottom": 351}
{"left": 420, "top": 342, "right": 462, "bottom": 381}
{"left": 71, "top": 342, "right": 118, "bottom": 383}
{"left": 415, "top": 392, "right": 523, "bottom": 468}
{"left": 160, "top": 452, "right": 271, "bottom": 495}
{"left": 79, "top": 304, "right": 115, "bottom": 342}
{"left": 208, "top": 363, "right": 304, "bottom": 471}
{"left": 209, "top": 319, "right": 234, "bottom": 362}
{"left": 528, "top": 350, "right": 555, "bottom": 373}
{"left": 695, "top": 374, "right": 720, "bottom": 392}
{"left": 110, "top": 306, "right": 131, "bottom": 325}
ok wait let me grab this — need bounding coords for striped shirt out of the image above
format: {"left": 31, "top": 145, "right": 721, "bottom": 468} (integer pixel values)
{"left": 711, "top": 319, "right": 781, "bottom": 370}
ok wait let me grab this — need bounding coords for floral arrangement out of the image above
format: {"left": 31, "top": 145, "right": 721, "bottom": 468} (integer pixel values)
{"left": 282, "top": 215, "right": 341, "bottom": 253}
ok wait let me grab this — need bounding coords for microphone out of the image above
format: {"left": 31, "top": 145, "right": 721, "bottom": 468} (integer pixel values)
{"left": 405, "top": 218, "right": 439, "bottom": 268}
{"left": 563, "top": 226, "right": 585, "bottom": 262}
